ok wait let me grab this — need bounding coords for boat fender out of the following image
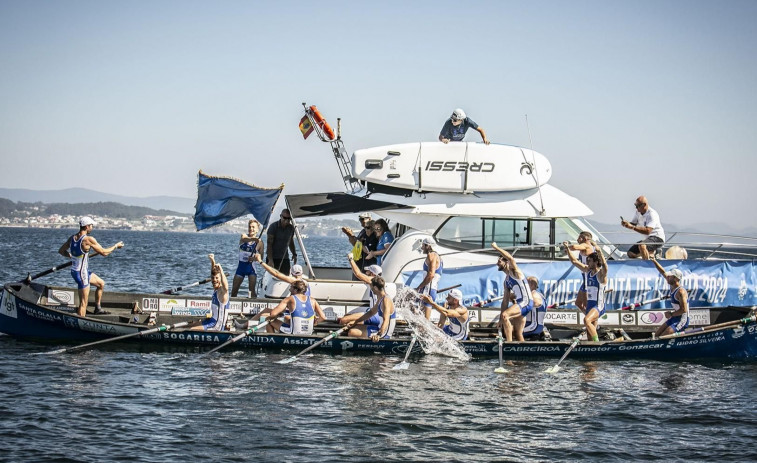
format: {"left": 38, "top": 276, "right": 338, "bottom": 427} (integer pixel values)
{"left": 309, "top": 105, "right": 335, "bottom": 140}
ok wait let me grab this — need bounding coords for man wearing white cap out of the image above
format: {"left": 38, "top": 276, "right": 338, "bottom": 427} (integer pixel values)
{"left": 58, "top": 216, "right": 124, "bottom": 317}
{"left": 438, "top": 108, "right": 490, "bottom": 145}
{"left": 650, "top": 256, "right": 689, "bottom": 337}
{"left": 341, "top": 212, "right": 377, "bottom": 277}
{"left": 421, "top": 288, "right": 470, "bottom": 341}
{"left": 416, "top": 237, "right": 443, "bottom": 319}
{"left": 341, "top": 253, "right": 384, "bottom": 325}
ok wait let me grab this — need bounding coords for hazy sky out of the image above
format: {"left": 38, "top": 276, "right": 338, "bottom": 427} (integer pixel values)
{"left": 1, "top": 1, "right": 755, "bottom": 230}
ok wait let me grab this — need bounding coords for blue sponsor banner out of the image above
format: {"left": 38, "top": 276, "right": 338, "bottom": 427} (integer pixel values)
{"left": 403, "top": 260, "right": 757, "bottom": 309}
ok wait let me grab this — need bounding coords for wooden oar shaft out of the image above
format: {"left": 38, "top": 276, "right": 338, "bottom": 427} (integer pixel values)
{"left": 550, "top": 331, "right": 585, "bottom": 369}
{"left": 279, "top": 326, "right": 348, "bottom": 363}
{"left": 39, "top": 321, "right": 192, "bottom": 355}
{"left": 620, "top": 295, "right": 669, "bottom": 311}
{"left": 437, "top": 284, "right": 462, "bottom": 293}
{"left": 204, "top": 319, "right": 272, "bottom": 355}
{"left": 659, "top": 314, "right": 757, "bottom": 340}
{"left": 161, "top": 273, "right": 229, "bottom": 295}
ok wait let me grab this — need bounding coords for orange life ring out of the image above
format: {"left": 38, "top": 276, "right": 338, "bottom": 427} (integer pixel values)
{"left": 309, "top": 105, "right": 336, "bottom": 140}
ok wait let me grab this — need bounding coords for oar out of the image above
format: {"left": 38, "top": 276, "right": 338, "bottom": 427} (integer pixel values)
{"left": 35, "top": 320, "right": 197, "bottom": 355}
{"left": 494, "top": 335, "right": 508, "bottom": 374}
{"left": 659, "top": 314, "right": 757, "bottom": 340}
{"left": 392, "top": 334, "right": 418, "bottom": 370}
{"left": 276, "top": 326, "right": 349, "bottom": 364}
{"left": 20, "top": 253, "right": 98, "bottom": 284}
{"left": 620, "top": 295, "right": 670, "bottom": 311}
{"left": 160, "top": 273, "right": 229, "bottom": 295}
{"left": 545, "top": 329, "right": 586, "bottom": 374}
{"left": 547, "top": 289, "right": 613, "bottom": 309}
{"left": 202, "top": 319, "right": 273, "bottom": 355}
{"left": 473, "top": 294, "right": 505, "bottom": 308}
{"left": 437, "top": 284, "right": 462, "bottom": 293}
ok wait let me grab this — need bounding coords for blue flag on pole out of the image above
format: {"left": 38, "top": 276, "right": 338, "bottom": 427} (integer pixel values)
{"left": 193, "top": 171, "right": 284, "bottom": 231}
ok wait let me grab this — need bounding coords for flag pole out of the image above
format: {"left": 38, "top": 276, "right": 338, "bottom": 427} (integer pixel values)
{"left": 285, "top": 196, "right": 314, "bottom": 279}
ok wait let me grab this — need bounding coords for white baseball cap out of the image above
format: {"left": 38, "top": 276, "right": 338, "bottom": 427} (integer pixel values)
{"left": 291, "top": 264, "right": 304, "bottom": 276}
{"left": 448, "top": 289, "right": 463, "bottom": 302}
{"left": 359, "top": 212, "right": 372, "bottom": 219}
{"left": 451, "top": 108, "right": 466, "bottom": 121}
{"left": 666, "top": 269, "right": 684, "bottom": 281}
{"left": 79, "top": 216, "right": 96, "bottom": 227}
{"left": 364, "top": 265, "right": 382, "bottom": 276}
{"left": 422, "top": 237, "right": 434, "bottom": 247}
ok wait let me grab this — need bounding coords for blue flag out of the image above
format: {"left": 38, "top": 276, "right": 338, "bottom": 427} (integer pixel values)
{"left": 194, "top": 171, "right": 284, "bottom": 231}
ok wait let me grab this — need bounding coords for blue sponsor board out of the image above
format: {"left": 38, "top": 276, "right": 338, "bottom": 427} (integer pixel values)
{"left": 403, "top": 260, "right": 757, "bottom": 309}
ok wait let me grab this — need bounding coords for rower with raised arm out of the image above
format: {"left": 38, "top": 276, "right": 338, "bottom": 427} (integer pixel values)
{"left": 564, "top": 231, "right": 595, "bottom": 313}
{"left": 492, "top": 243, "right": 533, "bottom": 342}
{"left": 265, "top": 279, "right": 326, "bottom": 335}
{"left": 231, "top": 219, "right": 264, "bottom": 298}
{"left": 58, "top": 216, "right": 124, "bottom": 317}
{"left": 565, "top": 239, "right": 608, "bottom": 342}
{"left": 522, "top": 276, "right": 549, "bottom": 340}
{"left": 416, "top": 237, "right": 443, "bottom": 319}
{"left": 420, "top": 288, "right": 469, "bottom": 341}
{"left": 252, "top": 253, "right": 309, "bottom": 320}
{"left": 191, "top": 254, "right": 229, "bottom": 331}
{"left": 650, "top": 256, "right": 689, "bottom": 338}
{"left": 341, "top": 276, "right": 396, "bottom": 342}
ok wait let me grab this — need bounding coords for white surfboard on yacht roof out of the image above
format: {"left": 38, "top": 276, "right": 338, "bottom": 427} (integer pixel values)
{"left": 351, "top": 142, "right": 552, "bottom": 193}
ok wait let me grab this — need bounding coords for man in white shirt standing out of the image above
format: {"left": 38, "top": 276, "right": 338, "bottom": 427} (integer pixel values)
{"left": 620, "top": 196, "right": 665, "bottom": 259}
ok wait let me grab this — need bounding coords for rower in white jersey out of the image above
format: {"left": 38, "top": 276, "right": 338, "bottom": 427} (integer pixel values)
{"left": 421, "top": 288, "right": 470, "bottom": 341}
{"left": 492, "top": 243, "right": 534, "bottom": 342}
{"left": 266, "top": 279, "right": 326, "bottom": 334}
{"left": 342, "top": 276, "right": 396, "bottom": 341}
{"left": 563, "top": 231, "right": 595, "bottom": 313}
{"left": 191, "top": 254, "right": 230, "bottom": 332}
{"left": 339, "top": 253, "right": 383, "bottom": 326}
{"left": 57, "top": 216, "right": 124, "bottom": 318}
{"left": 415, "top": 237, "right": 444, "bottom": 320}
{"left": 650, "top": 256, "right": 690, "bottom": 338}
{"left": 565, "top": 239, "right": 608, "bottom": 342}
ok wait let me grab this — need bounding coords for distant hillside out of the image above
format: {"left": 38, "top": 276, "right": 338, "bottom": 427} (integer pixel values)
{"left": 0, "top": 187, "right": 195, "bottom": 214}
{"left": 0, "top": 199, "right": 187, "bottom": 220}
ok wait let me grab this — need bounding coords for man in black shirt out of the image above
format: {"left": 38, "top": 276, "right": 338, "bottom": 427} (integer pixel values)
{"left": 266, "top": 209, "right": 296, "bottom": 275}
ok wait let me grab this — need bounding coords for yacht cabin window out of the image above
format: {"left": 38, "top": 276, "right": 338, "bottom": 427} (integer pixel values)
{"left": 435, "top": 217, "right": 602, "bottom": 260}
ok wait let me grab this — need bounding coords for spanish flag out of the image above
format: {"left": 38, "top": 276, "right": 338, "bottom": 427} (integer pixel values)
{"left": 299, "top": 115, "right": 314, "bottom": 139}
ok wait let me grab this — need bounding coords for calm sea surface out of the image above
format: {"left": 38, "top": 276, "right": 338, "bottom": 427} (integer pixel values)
{"left": 1, "top": 227, "right": 756, "bottom": 463}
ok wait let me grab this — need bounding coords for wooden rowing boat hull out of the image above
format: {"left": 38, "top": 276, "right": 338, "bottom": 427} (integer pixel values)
{"left": 2, "top": 283, "right": 756, "bottom": 360}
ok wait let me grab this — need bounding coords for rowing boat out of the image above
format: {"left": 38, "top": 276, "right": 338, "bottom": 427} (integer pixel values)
{"left": 3, "top": 281, "right": 756, "bottom": 360}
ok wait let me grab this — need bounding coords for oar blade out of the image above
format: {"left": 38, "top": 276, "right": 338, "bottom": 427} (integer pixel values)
{"left": 545, "top": 365, "right": 561, "bottom": 374}
{"left": 392, "top": 361, "right": 410, "bottom": 371}
{"left": 32, "top": 348, "right": 68, "bottom": 356}
{"left": 276, "top": 356, "right": 299, "bottom": 365}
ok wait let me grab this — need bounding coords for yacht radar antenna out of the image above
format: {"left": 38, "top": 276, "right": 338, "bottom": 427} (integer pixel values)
{"left": 301, "top": 103, "right": 362, "bottom": 193}
{"left": 525, "top": 114, "right": 546, "bottom": 216}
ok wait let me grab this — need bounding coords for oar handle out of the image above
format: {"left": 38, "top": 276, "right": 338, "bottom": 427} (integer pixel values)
{"left": 620, "top": 295, "right": 670, "bottom": 311}
{"left": 437, "top": 284, "right": 462, "bottom": 293}
{"left": 161, "top": 273, "right": 229, "bottom": 295}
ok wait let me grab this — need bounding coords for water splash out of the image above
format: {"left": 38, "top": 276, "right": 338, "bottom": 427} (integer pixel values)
{"left": 393, "top": 287, "right": 471, "bottom": 362}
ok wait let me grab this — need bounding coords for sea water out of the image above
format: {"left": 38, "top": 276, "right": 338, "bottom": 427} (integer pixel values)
{"left": 1, "top": 227, "right": 756, "bottom": 462}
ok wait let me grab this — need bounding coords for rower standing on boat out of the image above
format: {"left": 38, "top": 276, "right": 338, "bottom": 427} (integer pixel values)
{"left": 420, "top": 288, "right": 470, "bottom": 341}
{"left": 267, "top": 208, "right": 297, "bottom": 275}
{"left": 621, "top": 196, "right": 665, "bottom": 260}
{"left": 416, "top": 237, "right": 443, "bottom": 319}
{"left": 438, "top": 108, "right": 490, "bottom": 145}
{"left": 492, "top": 243, "right": 533, "bottom": 342}
{"left": 57, "top": 216, "right": 124, "bottom": 317}
{"left": 191, "top": 254, "right": 229, "bottom": 331}
{"left": 565, "top": 241, "right": 608, "bottom": 342}
{"left": 342, "top": 276, "right": 396, "bottom": 342}
{"left": 366, "top": 219, "right": 393, "bottom": 266}
{"left": 264, "top": 280, "right": 326, "bottom": 335}
{"left": 341, "top": 213, "right": 378, "bottom": 278}
{"left": 564, "top": 231, "right": 595, "bottom": 313}
{"left": 650, "top": 256, "right": 689, "bottom": 337}
{"left": 231, "top": 219, "right": 264, "bottom": 298}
